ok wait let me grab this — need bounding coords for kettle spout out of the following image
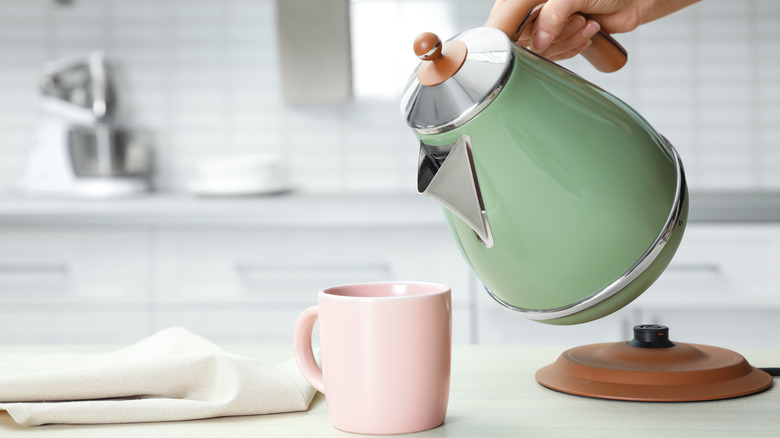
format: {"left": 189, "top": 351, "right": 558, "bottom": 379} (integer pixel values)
{"left": 418, "top": 135, "right": 494, "bottom": 247}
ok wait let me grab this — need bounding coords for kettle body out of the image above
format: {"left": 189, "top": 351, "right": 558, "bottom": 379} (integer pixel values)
{"left": 403, "top": 28, "right": 688, "bottom": 325}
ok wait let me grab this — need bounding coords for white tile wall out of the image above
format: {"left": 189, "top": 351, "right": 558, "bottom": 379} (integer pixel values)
{"left": 0, "top": 0, "right": 778, "bottom": 194}
{"left": 556, "top": 0, "right": 780, "bottom": 192}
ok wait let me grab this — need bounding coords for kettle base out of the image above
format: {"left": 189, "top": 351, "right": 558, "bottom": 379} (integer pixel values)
{"left": 536, "top": 325, "right": 773, "bottom": 401}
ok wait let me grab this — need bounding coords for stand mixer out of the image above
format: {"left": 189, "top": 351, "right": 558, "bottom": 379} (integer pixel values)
{"left": 19, "top": 51, "right": 151, "bottom": 198}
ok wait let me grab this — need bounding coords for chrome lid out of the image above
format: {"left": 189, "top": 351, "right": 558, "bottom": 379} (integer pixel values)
{"left": 401, "top": 27, "right": 515, "bottom": 135}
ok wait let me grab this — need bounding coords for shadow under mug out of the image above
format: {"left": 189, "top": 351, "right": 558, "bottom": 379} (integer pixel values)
{"left": 293, "top": 281, "right": 452, "bottom": 435}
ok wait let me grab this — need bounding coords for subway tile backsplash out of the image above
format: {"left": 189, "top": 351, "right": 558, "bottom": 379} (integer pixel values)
{"left": 0, "top": 0, "right": 778, "bottom": 194}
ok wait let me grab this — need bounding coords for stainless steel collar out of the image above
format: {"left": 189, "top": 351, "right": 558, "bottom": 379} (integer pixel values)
{"left": 401, "top": 27, "right": 515, "bottom": 135}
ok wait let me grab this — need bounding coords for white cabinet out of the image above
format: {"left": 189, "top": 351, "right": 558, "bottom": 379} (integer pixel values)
{"left": 473, "top": 290, "right": 637, "bottom": 346}
{"left": 152, "top": 227, "right": 473, "bottom": 344}
{"left": 0, "top": 226, "right": 151, "bottom": 343}
{"left": 0, "top": 227, "right": 150, "bottom": 304}
{"left": 473, "top": 224, "right": 780, "bottom": 347}
{"left": 0, "top": 196, "right": 475, "bottom": 344}
{"left": 0, "top": 309, "right": 150, "bottom": 344}
{"left": 638, "top": 225, "right": 780, "bottom": 308}
{"left": 632, "top": 224, "right": 780, "bottom": 348}
{"left": 0, "top": 195, "right": 481, "bottom": 344}
{"left": 0, "top": 195, "right": 778, "bottom": 347}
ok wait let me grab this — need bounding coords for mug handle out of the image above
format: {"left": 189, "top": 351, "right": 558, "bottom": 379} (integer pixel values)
{"left": 293, "top": 305, "right": 325, "bottom": 393}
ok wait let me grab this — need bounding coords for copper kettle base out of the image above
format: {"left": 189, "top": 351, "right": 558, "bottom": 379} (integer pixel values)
{"left": 536, "top": 325, "right": 773, "bottom": 402}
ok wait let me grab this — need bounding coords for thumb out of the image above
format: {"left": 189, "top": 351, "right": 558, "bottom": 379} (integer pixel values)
{"left": 533, "top": 0, "right": 594, "bottom": 51}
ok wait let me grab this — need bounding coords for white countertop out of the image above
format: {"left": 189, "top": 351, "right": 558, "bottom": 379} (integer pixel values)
{"left": 1, "top": 344, "right": 778, "bottom": 437}
{"left": 0, "top": 191, "right": 779, "bottom": 227}
{"left": 689, "top": 191, "right": 780, "bottom": 223}
{"left": 0, "top": 193, "right": 446, "bottom": 228}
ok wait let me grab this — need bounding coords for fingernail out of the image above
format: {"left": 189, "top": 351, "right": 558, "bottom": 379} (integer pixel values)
{"left": 532, "top": 31, "right": 552, "bottom": 52}
{"left": 583, "top": 21, "right": 600, "bottom": 38}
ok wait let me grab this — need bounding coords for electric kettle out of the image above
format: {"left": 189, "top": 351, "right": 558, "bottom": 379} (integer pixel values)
{"left": 401, "top": 1, "right": 688, "bottom": 325}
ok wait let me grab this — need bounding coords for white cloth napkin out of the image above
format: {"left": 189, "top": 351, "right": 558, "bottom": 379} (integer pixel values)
{"left": 0, "top": 327, "right": 317, "bottom": 426}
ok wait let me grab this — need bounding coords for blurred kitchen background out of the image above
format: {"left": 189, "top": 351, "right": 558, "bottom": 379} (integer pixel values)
{"left": 0, "top": 0, "right": 779, "bottom": 347}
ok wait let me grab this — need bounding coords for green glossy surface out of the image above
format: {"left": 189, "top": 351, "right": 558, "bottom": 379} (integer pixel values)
{"left": 544, "top": 190, "right": 688, "bottom": 325}
{"left": 418, "top": 47, "right": 682, "bottom": 322}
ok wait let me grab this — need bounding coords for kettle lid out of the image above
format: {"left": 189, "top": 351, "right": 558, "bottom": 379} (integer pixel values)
{"left": 401, "top": 27, "right": 514, "bottom": 135}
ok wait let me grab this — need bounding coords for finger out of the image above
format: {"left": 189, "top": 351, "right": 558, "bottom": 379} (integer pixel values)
{"left": 547, "top": 39, "right": 592, "bottom": 61}
{"left": 532, "top": 0, "right": 593, "bottom": 52}
{"left": 556, "top": 14, "right": 588, "bottom": 43}
{"left": 540, "top": 19, "right": 600, "bottom": 59}
{"left": 589, "top": 11, "right": 641, "bottom": 34}
{"left": 520, "top": 12, "right": 584, "bottom": 51}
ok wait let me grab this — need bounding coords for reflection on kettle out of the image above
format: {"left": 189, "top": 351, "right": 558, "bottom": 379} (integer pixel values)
{"left": 402, "top": 26, "right": 688, "bottom": 325}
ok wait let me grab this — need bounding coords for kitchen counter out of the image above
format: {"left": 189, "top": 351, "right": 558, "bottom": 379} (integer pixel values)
{"left": 1, "top": 344, "right": 778, "bottom": 437}
{"left": 0, "top": 193, "right": 445, "bottom": 228}
{"left": 0, "top": 191, "right": 779, "bottom": 226}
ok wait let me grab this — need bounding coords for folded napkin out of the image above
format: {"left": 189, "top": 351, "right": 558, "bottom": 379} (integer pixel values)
{"left": 0, "top": 327, "right": 317, "bottom": 426}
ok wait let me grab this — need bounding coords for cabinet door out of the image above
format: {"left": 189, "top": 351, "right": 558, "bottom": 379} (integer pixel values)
{"left": 0, "top": 227, "right": 150, "bottom": 305}
{"left": 473, "top": 285, "right": 637, "bottom": 346}
{"left": 0, "top": 309, "right": 149, "bottom": 344}
{"left": 154, "top": 227, "right": 473, "bottom": 343}
{"left": 0, "top": 227, "right": 151, "bottom": 343}
{"left": 632, "top": 224, "right": 780, "bottom": 348}
{"left": 473, "top": 224, "right": 780, "bottom": 346}
{"left": 640, "top": 224, "right": 780, "bottom": 308}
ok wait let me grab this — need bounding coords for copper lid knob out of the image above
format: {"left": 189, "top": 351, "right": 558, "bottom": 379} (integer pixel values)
{"left": 414, "top": 32, "right": 443, "bottom": 61}
{"left": 413, "top": 32, "right": 467, "bottom": 87}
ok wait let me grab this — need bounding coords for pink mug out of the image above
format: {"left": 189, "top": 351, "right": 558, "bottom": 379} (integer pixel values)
{"left": 293, "top": 281, "right": 452, "bottom": 435}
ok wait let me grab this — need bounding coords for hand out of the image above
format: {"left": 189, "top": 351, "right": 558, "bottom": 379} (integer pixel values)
{"left": 526, "top": 0, "right": 641, "bottom": 54}
{"left": 489, "top": 0, "right": 699, "bottom": 63}
{"left": 515, "top": 12, "right": 604, "bottom": 62}
{"left": 489, "top": 0, "right": 647, "bottom": 61}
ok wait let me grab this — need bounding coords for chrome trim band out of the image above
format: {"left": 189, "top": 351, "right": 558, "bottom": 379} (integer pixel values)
{"left": 486, "top": 139, "right": 687, "bottom": 321}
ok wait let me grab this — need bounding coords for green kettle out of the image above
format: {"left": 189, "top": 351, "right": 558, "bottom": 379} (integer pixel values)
{"left": 401, "top": 3, "right": 688, "bottom": 325}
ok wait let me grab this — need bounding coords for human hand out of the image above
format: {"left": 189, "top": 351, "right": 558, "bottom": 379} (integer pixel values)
{"left": 516, "top": 11, "right": 603, "bottom": 61}
{"left": 490, "top": 0, "right": 641, "bottom": 61}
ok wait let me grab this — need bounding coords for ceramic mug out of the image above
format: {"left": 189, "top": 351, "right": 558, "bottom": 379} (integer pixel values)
{"left": 293, "top": 281, "right": 452, "bottom": 435}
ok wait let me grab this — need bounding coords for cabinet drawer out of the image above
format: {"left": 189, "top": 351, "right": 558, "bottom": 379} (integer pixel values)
{"left": 639, "top": 225, "right": 780, "bottom": 308}
{"left": 0, "top": 227, "right": 149, "bottom": 305}
{"left": 154, "top": 227, "right": 471, "bottom": 305}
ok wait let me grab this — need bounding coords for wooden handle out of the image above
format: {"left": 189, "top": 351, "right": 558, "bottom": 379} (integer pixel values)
{"left": 581, "top": 27, "right": 627, "bottom": 73}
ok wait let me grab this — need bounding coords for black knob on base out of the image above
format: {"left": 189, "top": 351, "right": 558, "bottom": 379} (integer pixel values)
{"left": 627, "top": 324, "right": 676, "bottom": 349}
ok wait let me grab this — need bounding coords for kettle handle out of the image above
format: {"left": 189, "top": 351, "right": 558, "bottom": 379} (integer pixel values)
{"left": 486, "top": 0, "right": 627, "bottom": 73}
